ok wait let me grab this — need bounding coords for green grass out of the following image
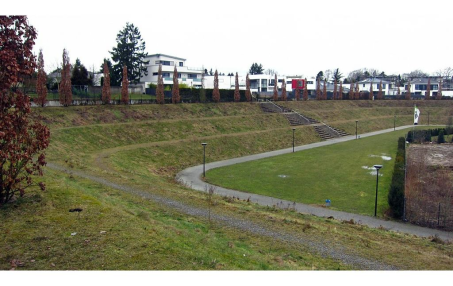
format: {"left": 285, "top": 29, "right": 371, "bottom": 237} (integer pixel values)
{"left": 206, "top": 128, "right": 427, "bottom": 216}
{"left": 2, "top": 102, "right": 453, "bottom": 270}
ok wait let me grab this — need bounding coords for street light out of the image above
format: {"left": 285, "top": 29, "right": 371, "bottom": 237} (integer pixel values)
{"left": 292, "top": 128, "right": 296, "bottom": 153}
{"left": 355, "top": 120, "right": 358, "bottom": 139}
{"left": 373, "top": 165, "right": 383, "bottom": 217}
{"left": 201, "top": 143, "right": 207, "bottom": 177}
{"left": 394, "top": 115, "right": 396, "bottom": 131}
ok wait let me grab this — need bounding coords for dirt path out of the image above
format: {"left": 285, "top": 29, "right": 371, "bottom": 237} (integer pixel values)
{"left": 46, "top": 162, "right": 396, "bottom": 270}
{"left": 177, "top": 125, "right": 453, "bottom": 242}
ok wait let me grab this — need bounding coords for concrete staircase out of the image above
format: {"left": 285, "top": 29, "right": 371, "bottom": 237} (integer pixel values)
{"left": 314, "top": 124, "right": 349, "bottom": 140}
{"left": 259, "top": 101, "right": 349, "bottom": 139}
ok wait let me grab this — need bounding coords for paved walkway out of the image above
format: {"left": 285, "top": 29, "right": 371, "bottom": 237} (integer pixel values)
{"left": 177, "top": 125, "right": 453, "bottom": 242}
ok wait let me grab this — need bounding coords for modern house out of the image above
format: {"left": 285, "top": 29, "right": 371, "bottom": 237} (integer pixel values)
{"left": 139, "top": 54, "right": 204, "bottom": 89}
{"left": 404, "top": 78, "right": 440, "bottom": 96}
{"left": 357, "top": 78, "right": 393, "bottom": 96}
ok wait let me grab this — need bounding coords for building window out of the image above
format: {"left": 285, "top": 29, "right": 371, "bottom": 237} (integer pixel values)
{"left": 188, "top": 74, "right": 198, "bottom": 79}
{"left": 261, "top": 79, "right": 267, "bottom": 86}
{"left": 269, "top": 79, "right": 275, "bottom": 86}
{"left": 307, "top": 81, "right": 313, "bottom": 84}
{"left": 162, "top": 73, "right": 170, "bottom": 77}
{"left": 178, "top": 74, "right": 181, "bottom": 78}
{"left": 179, "top": 62, "right": 183, "bottom": 67}
{"left": 382, "top": 84, "right": 386, "bottom": 89}
{"left": 153, "top": 72, "right": 158, "bottom": 76}
{"left": 363, "top": 84, "right": 365, "bottom": 87}
{"left": 286, "top": 81, "right": 292, "bottom": 84}
{"left": 278, "top": 79, "right": 283, "bottom": 83}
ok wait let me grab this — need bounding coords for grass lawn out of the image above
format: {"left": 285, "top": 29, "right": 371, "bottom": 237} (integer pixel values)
{"left": 206, "top": 127, "right": 429, "bottom": 216}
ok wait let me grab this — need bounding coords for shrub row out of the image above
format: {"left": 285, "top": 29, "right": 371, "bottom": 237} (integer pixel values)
{"left": 388, "top": 137, "right": 406, "bottom": 218}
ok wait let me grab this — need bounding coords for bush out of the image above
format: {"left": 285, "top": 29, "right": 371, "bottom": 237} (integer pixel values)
{"left": 438, "top": 130, "right": 445, "bottom": 144}
{"left": 388, "top": 137, "right": 406, "bottom": 218}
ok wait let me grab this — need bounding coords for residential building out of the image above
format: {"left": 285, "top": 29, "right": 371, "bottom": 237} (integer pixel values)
{"left": 140, "top": 54, "right": 204, "bottom": 88}
{"left": 357, "top": 78, "right": 392, "bottom": 96}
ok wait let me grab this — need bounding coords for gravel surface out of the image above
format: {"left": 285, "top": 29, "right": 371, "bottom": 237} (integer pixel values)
{"left": 48, "top": 162, "right": 396, "bottom": 270}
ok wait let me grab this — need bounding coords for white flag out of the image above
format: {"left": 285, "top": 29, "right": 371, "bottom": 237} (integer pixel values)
{"left": 414, "top": 105, "right": 420, "bottom": 125}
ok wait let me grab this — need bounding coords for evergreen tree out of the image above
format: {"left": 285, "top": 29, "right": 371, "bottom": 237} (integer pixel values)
{"left": 212, "top": 70, "right": 220, "bottom": 102}
{"left": 369, "top": 82, "right": 374, "bottom": 100}
{"left": 322, "top": 79, "right": 327, "bottom": 100}
{"left": 245, "top": 73, "right": 252, "bottom": 102}
{"left": 172, "top": 66, "right": 180, "bottom": 104}
{"left": 121, "top": 65, "right": 129, "bottom": 104}
{"left": 355, "top": 82, "right": 360, "bottom": 100}
{"left": 316, "top": 78, "right": 321, "bottom": 100}
{"left": 156, "top": 64, "right": 165, "bottom": 104}
{"left": 71, "top": 58, "right": 92, "bottom": 86}
{"left": 249, "top": 63, "right": 264, "bottom": 75}
{"left": 234, "top": 72, "right": 240, "bottom": 102}
{"left": 110, "top": 22, "right": 149, "bottom": 84}
{"left": 339, "top": 82, "right": 343, "bottom": 100}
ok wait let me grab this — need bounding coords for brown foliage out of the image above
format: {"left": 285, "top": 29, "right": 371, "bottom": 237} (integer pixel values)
{"left": 405, "top": 81, "right": 411, "bottom": 100}
{"left": 281, "top": 78, "right": 287, "bottom": 101}
{"left": 121, "top": 65, "right": 129, "bottom": 104}
{"left": 212, "top": 70, "right": 220, "bottom": 103}
{"left": 322, "top": 79, "right": 327, "bottom": 100}
{"left": 245, "top": 73, "right": 251, "bottom": 102}
{"left": 338, "top": 82, "right": 343, "bottom": 100}
{"left": 273, "top": 74, "right": 278, "bottom": 101}
{"left": 101, "top": 60, "right": 111, "bottom": 104}
{"left": 425, "top": 78, "right": 431, "bottom": 100}
{"left": 437, "top": 80, "right": 443, "bottom": 100}
{"left": 234, "top": 72, "right": 240, "bottom": 102}
{"left": 156, "top": 64, "right": 165, "bottom": 104}
{"left": 369, "top": 82, "right": 373, "bottom": 100}
{"left": 355, "top": 82, "right": 360, "bottom": 100}
{"left": 35, "top": 49, "right": 47, "bottom": 107}
{"left": 59, "top": 49, "right": 72, "bottom": 106}
{"left": 172, "top": 66, "right": 180, "bottom": 104}
{"left": 349, "top": 82, "right": 354, "bottom": 100}
{"left": 377, "top": 80, "right": 383, "bottom": 100}
{"left": 302, "top": 78, "right": 308, "bottom": 101}
{"left": 295, "top": 88, "right": 300, "bottom": 101}
{"left": 333, "top": 81, "right": 337, "bottom": 100}
{"left": 0, "top": 16, "right": 50, "bottom": 205}
{"left": 316, "top": 78, "right": 321, "bottom": 100}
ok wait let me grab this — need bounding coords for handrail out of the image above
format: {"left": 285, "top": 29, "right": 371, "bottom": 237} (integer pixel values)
{"left": 322, "top": 122, "right": 342, "bottom": 136}
{"left": 266, "top": 99, "right": 284, "bottom": 112}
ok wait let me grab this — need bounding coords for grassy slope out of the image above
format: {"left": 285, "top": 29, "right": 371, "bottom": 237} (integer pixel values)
{"left": 2, "top": 101, "right": 453, "bottom": 270}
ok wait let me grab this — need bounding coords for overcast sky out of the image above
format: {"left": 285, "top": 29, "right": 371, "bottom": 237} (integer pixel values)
{"left": 5, "top": 0, "right": 453, "bottom": 78}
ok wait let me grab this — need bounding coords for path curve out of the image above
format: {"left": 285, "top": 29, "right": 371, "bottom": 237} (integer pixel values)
{"left": 177, "top": 125, "right": 453, "bottom": 242}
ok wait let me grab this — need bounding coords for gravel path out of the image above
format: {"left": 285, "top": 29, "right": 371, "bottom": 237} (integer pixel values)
{"left": 177, "top": 125, "right": 453, "bottom": 242}
{"left": 47, "top": 162, "right": 396, "bottom": 270}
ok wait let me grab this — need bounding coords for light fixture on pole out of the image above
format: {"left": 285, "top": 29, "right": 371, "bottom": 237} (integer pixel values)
{"left": 373, "top": 165, "right": 383, "bottom": 217}
{"left": 355, "top": 120, "right": 358, "bottom": 139}
{"left": 394, "top": 115, "right": 396, "bottom": 131}
{"left": 201, "top": 143, "right": 207, "bottom": 177}
{"left": 292, "top": 128, "right": 296, "bottom": 153}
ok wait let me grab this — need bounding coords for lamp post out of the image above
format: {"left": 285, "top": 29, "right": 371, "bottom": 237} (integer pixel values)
{"left": 355, "top": 120, "right": 358, "bottom": 139}
{"left": 394, "top": 115, "right": 396, "bottom": 131}
{"left": 201, "top": 143, "right": 207, "bottom": 177}
{"left": 292, "top": 128, "right": 295, "bottom": 153}
{"left": 373, "top": 165, "right": 383, "bottom": 217}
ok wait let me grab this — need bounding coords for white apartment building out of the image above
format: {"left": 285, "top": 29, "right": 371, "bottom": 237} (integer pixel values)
{"left": 140, "top": 54, "right": 204, "bottom": 88}
{"left": 357, "top": 78, "right": 392, "bottom": 95}
{"left": 404, "top": 78, "right": 440, "bottom": 96}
